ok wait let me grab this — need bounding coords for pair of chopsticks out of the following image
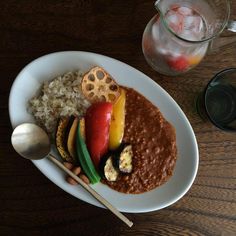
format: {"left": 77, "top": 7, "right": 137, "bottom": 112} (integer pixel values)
{"left": 48, "top": 154, "right": 133, "bottom": 227}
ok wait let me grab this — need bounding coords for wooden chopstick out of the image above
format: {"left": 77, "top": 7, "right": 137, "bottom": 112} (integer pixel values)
{"left": 48, "top": 154, "right": 133, "bottom": 228}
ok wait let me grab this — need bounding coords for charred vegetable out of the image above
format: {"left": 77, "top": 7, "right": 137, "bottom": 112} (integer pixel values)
{"left": 100, "top": 153, "right": 119, "bottom": 182}
{"left": 67, "top": 117, "right": 79, "bottom": 160}
{"left": 56, "top": 117, "right": 74, "bottom": 163}
{"left": 85, "top": 102, "right": 113, "bottom": 168}
{"left": 109, "top": 88, "right": 126, "bottom": 150}
{"left": 81, "top": 66, "right": 121, "bottom": 103}
{"left": 114, "top": 144, "right": 133, "bottom": 173}
{"left": 76, "top": 118, "right": 101, "bottom": 184}
{"left": 79, "top": 117, "right": 86, "bottom": 141}
{"left": 100, "top": 144, "right": 133, "bottom": 181}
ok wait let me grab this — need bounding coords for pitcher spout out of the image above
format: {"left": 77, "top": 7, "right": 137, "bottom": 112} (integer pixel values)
{"left": 154, "top": 0, "right": 165, "bottom": 17}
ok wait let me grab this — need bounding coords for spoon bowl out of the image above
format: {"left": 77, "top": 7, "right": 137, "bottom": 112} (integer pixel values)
{"left": 11, "top": 123, "right": 50, "bottom": 160}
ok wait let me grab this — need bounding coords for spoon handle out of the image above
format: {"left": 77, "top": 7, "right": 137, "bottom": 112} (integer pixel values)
{"left": 47, "top": 154, "right": 133, "bottom": 228}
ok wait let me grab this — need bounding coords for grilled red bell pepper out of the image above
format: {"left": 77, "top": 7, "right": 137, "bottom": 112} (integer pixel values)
{"left": 85, "top": 102, "right": 113, "bottom": 168}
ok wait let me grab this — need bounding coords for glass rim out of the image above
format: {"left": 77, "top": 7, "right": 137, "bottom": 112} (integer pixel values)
{"left": 203, "top": 68, "right": 236, "bottom": 132}
{"left": 155, "top": 0, "right": 231, "bottom": 44}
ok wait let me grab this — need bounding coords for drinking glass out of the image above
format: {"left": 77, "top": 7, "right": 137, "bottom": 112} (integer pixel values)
{"left": 196, "top": 68, "right": 236, "bottom": 132}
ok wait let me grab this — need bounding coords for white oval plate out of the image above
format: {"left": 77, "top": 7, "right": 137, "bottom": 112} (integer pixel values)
{"left": 9, "top": 51, "right": 198, "bottom": 213}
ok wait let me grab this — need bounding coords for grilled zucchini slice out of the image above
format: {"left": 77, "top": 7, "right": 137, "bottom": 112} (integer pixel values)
{"left": 56, "top": 117, "right": 74, "bottom": 162}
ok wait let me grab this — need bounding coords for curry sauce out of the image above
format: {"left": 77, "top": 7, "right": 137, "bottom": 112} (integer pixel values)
{"left": 104, "top": 88, "right": 177, "bottom": 194}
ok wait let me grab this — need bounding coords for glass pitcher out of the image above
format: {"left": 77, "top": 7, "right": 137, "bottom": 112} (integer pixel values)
{"left": 142, "top": 0, "right": 236, "bottom": 76}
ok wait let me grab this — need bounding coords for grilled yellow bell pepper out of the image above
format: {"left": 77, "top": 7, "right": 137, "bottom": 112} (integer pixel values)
{"left": 109, "top": 89, "right": 126, "bottom": 150}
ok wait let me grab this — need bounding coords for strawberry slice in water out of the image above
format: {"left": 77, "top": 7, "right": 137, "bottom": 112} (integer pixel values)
{"left": 170, "top": 4, "right": 180, "bottom": 11}
{"left": 167, "top": 56, "right": 189, "bottom": 71}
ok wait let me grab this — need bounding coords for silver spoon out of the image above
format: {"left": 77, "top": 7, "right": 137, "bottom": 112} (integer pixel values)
{"left": 11, "top": 123, "right": 133, "bottom": 228}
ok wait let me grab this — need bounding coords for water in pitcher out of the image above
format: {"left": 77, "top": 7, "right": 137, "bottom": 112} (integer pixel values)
{"left": 165, "top": 5, "right": 207, "bottom": 41}
{"left": 142, "top": 4, "right": 209, "bottom": 75}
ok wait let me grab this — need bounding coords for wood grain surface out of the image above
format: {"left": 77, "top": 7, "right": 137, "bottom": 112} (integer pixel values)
{"left": 1, "top": 0, "right": 236, "bottom": 235}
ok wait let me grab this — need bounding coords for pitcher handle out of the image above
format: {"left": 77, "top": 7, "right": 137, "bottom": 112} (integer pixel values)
{"left": 209, "top": 20, "right": 236, "bottom": 52}
{"left": 227, "top": 21, "right": 236, "bottom": 32}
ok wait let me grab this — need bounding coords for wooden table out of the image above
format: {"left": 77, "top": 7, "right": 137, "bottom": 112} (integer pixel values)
{"left": 1, "top": 1, "right": 236, "bottom": 235}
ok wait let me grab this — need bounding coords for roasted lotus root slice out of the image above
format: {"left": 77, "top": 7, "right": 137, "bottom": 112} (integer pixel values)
{"left": 81, "top": 67, "right": 121, "bottom": 103}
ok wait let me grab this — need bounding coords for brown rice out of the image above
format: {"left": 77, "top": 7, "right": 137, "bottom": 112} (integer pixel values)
{"left": 28, "top": 71, "right": 90, "bottom": 134}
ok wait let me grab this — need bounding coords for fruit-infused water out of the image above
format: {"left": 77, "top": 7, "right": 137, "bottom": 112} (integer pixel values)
{"left": 142, "top": 4, "right": 209, "bottom": 75}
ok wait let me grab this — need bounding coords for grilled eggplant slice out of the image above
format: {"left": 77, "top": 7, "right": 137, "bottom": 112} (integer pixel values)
{"left": 100, "top": 153, "right": 119, "bottom": 181}
{"left": 104, "top": 156, "right": 119, "bottom": 181}
{"left": 114, "top": 144, "right": 133, "bottom": 173}
{"left": 99, "top": 144, "right": 133, "bottom": 181}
